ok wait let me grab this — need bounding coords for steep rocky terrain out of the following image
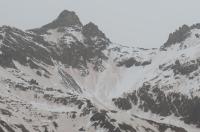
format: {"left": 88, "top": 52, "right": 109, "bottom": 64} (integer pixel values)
{"left": 0, "top": 10, "right": 200, "bottom": 132}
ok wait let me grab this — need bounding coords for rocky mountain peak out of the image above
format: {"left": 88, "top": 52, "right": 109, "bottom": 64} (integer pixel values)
{"left": 161, "top": 24, "right": 191, "bottom": 50}
{"left": 82, "top": 22, "right": 110, "bottom": 50}
{"left": 82, "top": 22, "right": 107, "bottom": 39}
{"left": 29, "top": 10, "right": 82, "bottom": 34}
{"left": 55, "top": 10, "right": 82, "bottom": 27}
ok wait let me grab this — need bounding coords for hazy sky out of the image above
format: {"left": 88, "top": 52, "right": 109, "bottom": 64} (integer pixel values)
{"left": 0, "top": 0, "right": 200, "bottom": 48}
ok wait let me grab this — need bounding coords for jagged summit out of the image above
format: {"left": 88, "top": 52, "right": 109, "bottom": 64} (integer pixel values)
{"left": 161, "top": 23, "right": 200, "bottom": 50}
{"left": 82, "top": 22, "right": 111, "bottom": 49}
{"left": 83, "top": 22, "right": 106, "bottom": 38}
{"left": 161, "top": 24, "right": 191, "bottom": 49}
{"left": 55, "top": 10, "right": 82, "bottom": 27}
{"left": 29, "top": 10, "right": 82, "bottom": 34}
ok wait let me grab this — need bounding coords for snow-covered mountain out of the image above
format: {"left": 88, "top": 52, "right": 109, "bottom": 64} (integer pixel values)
{"left": 0, "top": 10, "right": 200, "bottom": 132}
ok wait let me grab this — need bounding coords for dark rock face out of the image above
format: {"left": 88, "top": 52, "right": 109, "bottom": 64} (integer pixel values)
{"left": 82, "top": 22, "right": 107, "bottom": 39}
{"left": 159, "top": 59, "right": 200, "bottom": 76}
{"left": 138, "top": 116, "right": 187, "bottom": 132}
{"left": 173, "top": 59, "right": 199, "bottom": 75}
{"left": 0, "top": 53, "right": 15, "bottom": 68}
{"left": 90, "top": 110, "right": 120, "bottom": 132}
{"left": 0, "top": 120, "right": 15, "bottom": 132}
{"left": 43, "top": 94, "right": 84, "bottom": 108}
{"left": 58, "top": 68, "right": 82, "bottom": 93}
{"left": 112, "top": 97, "right": 132, "bottom": 110}
{"left": 191, "top": 23, "right": 200, "bottom": 29}
{"left": 0, "top": 26, "right": 53, "bottom": 68}
{"left": 83, "top": 22, "right": 110, "bottom": 50}
{"left": 113, "top": 82, "right": 200, "bottom": 126}
{"left": 118, "top": 123, "right": 136, "bottom": 132}
{"left": 15, "top": 124, "right": 30, "bottom": 132}
{"left": 137, "top": 85, "right": 171, "bottom": 116}
{"left": 0, "top": 34, "right": 3, "bottom": 39}
{"left": 117, "top": 57, "right": 151, "bottom": 68}
{"left": 161, "top": 25, "right": 191, "bottom": 49}
{"left": 56, "top": 10, "right": 82, "bottom": 27}
{"left": 0, "top": 109, "right": 12, "bottom": 117}
{"left": 30, "top": 10, "right": 82, "bottom": 34}
{"left": 117, "top": 58, "right": 138, "bottom": 67}
{"left": 79, "top": 127, "right": 85, "bottom": 131}
{"left": 53, "top": 39, "right": 107, "bottom": 73}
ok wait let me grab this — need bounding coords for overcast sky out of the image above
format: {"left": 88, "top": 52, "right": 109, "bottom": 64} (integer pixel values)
{"left": 0, "top": 0, "right": 200, "bottom": 48}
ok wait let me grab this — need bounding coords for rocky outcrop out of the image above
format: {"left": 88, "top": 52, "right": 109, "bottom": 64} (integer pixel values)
{"left": 30, "top": 10, "right": 82, "bottom": 34}
{"left": 113, "top": 82, "right": 200, "bottom": 126}
{"left": 161, "top": 25, "right": 191, "bottom": 49}
{"left": 117, "top": 57, "right": 151, "bottom": 67}
{"left": 0, "top": 26, "right": 53, "bottom": 68}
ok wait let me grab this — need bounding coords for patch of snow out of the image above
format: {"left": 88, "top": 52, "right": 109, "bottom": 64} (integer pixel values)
{"left": 31, "top": 102, "right": 75, "bottom": 112}
{"left": 43, "top": 29, "right": 65, "bottom": 44}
